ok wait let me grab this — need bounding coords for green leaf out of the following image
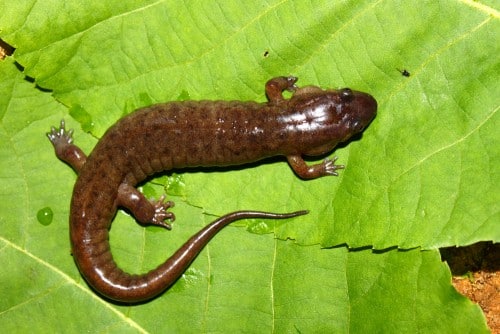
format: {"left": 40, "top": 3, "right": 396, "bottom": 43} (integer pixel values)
{"left": 0, "top": 0, "right": 496, "bottom": 332}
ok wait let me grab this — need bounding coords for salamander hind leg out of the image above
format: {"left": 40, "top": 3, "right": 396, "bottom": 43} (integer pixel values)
{"left": 47, "top": 119, "right": 87, "bottom": 173}
{"left": 151, "top": 195, "right": 176, "bottom": 229}
{"left": 117, "top": 184, "right": 175, "bottom": 230}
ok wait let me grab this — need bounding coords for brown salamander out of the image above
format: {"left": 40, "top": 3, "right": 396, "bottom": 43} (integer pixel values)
{"left": 47, "top": 76, "right": 377, "bottom": 303}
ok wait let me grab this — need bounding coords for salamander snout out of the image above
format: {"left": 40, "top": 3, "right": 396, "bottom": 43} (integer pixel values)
{"left": 347, "top": 90, "right": 377, "bottom": 134}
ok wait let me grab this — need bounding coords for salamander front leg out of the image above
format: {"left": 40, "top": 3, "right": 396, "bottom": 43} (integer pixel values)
{"left": 287, "top": 155, "right": 345, "bottom": 179}
{"left": 117, "top": 184, "right": 175, "bottom": 230}
{"left": 265, "top": 76, "right": 298, "bottom": 102}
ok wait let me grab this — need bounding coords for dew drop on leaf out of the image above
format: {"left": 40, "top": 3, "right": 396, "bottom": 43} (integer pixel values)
{"left": 37, "top": 207, "right": 53, "bottom": 226}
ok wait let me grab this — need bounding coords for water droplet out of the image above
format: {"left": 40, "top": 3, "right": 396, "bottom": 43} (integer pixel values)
{"left": 37, "top": 207, "right": 53, "bottom": 226}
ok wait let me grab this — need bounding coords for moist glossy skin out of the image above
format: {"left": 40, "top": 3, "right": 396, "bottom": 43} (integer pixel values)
{"left": 47, "top": 76, "right": 377, "bottom": 303}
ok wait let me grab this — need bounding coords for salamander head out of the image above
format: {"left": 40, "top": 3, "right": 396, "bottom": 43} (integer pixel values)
{"left": 288, "top": 85, "right": 377, "bottom": 156}
{"left": 334, "top": 87, "right": 378, "bottom": 140}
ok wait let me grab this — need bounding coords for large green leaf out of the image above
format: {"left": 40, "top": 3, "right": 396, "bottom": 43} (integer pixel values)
{"left": 0, "top": 0, "right": 496, "bottom": 332}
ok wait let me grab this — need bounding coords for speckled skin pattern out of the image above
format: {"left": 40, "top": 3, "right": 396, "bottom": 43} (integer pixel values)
{"left": 47, "top": 76, "right": 377, "bottom": 302}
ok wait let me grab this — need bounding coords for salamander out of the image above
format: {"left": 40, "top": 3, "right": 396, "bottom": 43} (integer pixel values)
{"left": 47, "top": 76, "right": 377, "bottom": 303}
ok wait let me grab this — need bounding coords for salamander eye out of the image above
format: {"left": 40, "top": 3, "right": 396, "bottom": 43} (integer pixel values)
{"left": 340, "top": 88, "right": 354, "bottom": 102}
